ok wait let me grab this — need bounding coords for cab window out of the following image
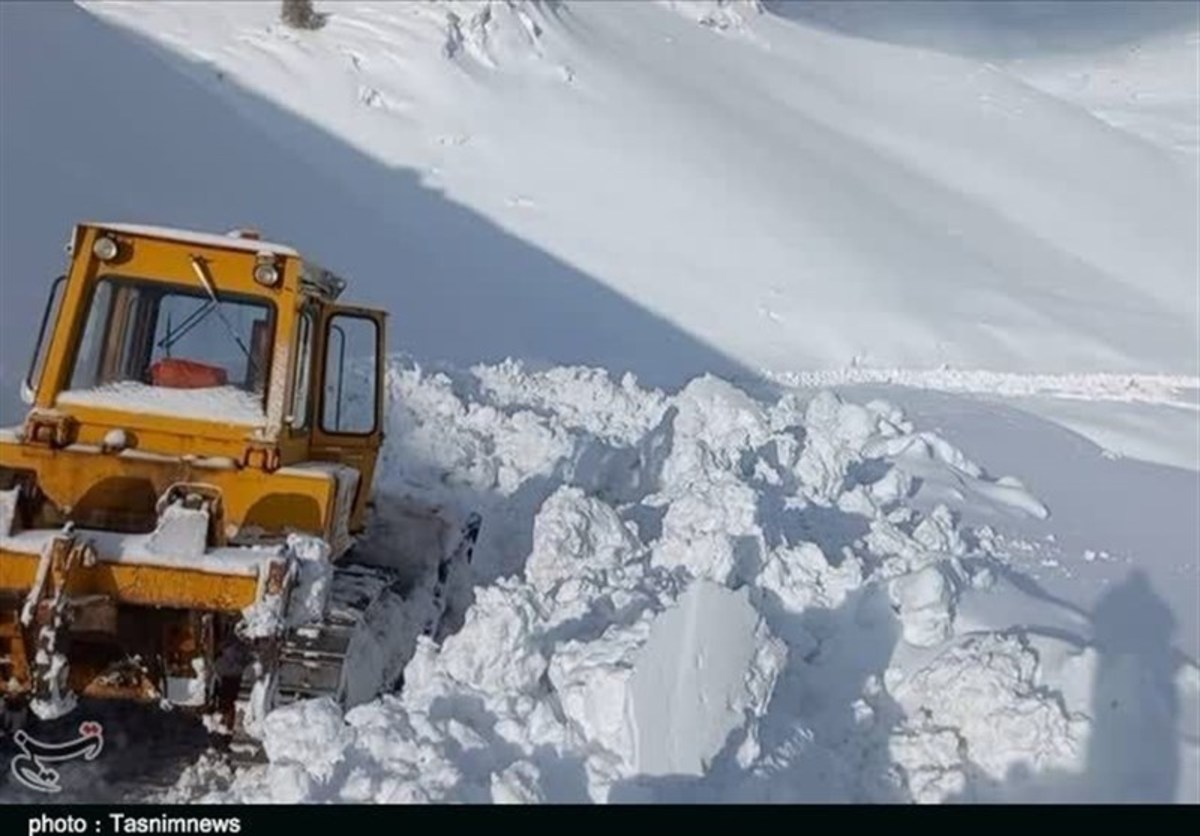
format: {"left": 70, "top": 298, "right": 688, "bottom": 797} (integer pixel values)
{"left": 289, "top": 307, "right": 315, "bottom": 430}
{"left": 62, "top": 277, "right": 274, "bottom": 418}
{"left": 321, "top": 314, "right": 377, "bottom": 434}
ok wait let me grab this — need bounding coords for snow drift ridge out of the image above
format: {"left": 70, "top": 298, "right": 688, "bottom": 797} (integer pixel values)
{"left": 160, "top": 356, "right": 1173, "bottom": 804}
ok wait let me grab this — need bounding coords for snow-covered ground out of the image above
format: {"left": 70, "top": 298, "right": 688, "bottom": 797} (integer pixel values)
{"left": 154, "top": 357, "right": 1192, "bottom": 803}
{"left": 0, "top": 0, "right": 1196, "bottom": 804}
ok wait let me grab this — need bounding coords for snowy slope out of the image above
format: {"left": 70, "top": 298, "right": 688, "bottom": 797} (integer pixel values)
{"left": 0, "top": 0, "right": 1197, "bottom": 805}
{"left": 781, "top": 1, "right": 1200, "bottom": 168}
{"left": 43, "top": 1, "right": 1200, "bottom": 386}
{"left": 1009, "top": 29, "right": 1200, "bottom": 179}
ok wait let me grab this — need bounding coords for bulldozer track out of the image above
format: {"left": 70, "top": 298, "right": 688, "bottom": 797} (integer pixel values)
{"left": 276, "top": 563, "right": 398, "bottom": 704}
{"left": 221, "top": 511, "right": 480, "bottom": 765}
{"left": 226, "top": 563, "right": 400, "bottom": 763}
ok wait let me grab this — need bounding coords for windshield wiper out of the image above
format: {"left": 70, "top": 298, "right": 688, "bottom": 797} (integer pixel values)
{"left": 188, "top": 255, "right": 258, "bottom": 375}
{"left": 156, "top": 299, "right": 216, "bottom": 353}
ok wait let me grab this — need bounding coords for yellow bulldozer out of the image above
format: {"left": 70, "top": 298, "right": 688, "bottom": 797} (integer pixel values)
{"left": 0, "top": 222, "right": 479, "bottom": 739}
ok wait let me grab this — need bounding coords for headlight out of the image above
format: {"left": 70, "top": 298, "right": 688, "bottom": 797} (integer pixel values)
{"left": 92, "top": 236, "right": 119, "bottom": 261}
{"left": 254, "top": 254, "right": 280, "bottom": 287}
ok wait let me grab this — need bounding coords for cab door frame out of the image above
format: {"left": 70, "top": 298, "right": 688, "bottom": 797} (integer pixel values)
{"left": 309, "top": 304, "right": 387, "bottom": 534}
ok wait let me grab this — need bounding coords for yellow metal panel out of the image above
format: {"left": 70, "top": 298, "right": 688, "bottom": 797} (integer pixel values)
{"left": 0, "top": 435, "right": 337, "bottom": 541}
{"left": 0, "top": 547, "right": 260, "bottom": 612}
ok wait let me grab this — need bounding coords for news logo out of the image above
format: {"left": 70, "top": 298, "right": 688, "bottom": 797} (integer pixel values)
{"left": 3, "top": 721, "right": 104, "bottom": 793}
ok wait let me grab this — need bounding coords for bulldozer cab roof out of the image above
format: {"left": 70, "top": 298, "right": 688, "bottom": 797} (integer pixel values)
{"left": 96, "top": 222, "right": 301, "bottom": 257}
{"left": 81, "top": 222, "right": 348, "bottom": 302}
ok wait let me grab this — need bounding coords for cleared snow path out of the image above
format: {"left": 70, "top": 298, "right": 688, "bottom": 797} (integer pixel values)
{"left": 770, "top": 369, "right": 1200, "bottom": 410}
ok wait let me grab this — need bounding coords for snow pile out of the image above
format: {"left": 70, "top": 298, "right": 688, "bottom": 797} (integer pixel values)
{"left": 886, "top": 634, "right": 1088, "bottom": 802}
{"left": 56, "top": 382, "right": 266, "bottom": 426}
{"left": 173, "top": 358, "right": 1094, "bottom": 803}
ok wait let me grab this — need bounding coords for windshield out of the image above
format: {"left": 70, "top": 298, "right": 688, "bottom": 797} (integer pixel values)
{"left": 60, "top": 277, "right": 274, "bottom": 421}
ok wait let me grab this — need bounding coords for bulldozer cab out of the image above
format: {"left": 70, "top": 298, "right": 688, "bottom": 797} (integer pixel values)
{"left": 18, "top": 223, "right": 386, "bottom": 535}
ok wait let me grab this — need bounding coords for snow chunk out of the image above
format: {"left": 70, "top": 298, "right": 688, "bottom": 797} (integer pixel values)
{"left": 438, "top": 579, "right": 547, "bottom": 695}
{"left": 887, "top": 634, "right": 1087, "bottom": 801}
{"left": 146, "top": 502, "right": 209, "bottom": 561}
{"left": 491, "top": 760, "right": 545, "bottom": 804}
{"left": 628, "top": 581, "right": 784, "bottom": 777}
{"left": 794, "top": 391, "right": 878, "bottom": 504}
{"left": 526, "top": 487, "right": 648, "bottom": 628}
{"left": 236, "top": 537, "right": 329, "bottom": 642}
{"left": 101, "top": 428, "right": 129, "bottom": 452}
{"left": 548, "top": 620, "right": 650, "bottom": 773}
{"left": 759, "top": 541, "right": 864, "bottom": 613}
{"left": 473, "top": 361, "right": 668, "bottom": 443}
{"left": 439, "top": 0, "right": 550, "bottom": 68}
{"left": 284, "top": 533, "right": 333, "bottom": 627}
{"left": 30, "top": 648, "right": 76, "bottom": 721}
{"left": 889, "top": 564, "right": 956, "bottom": 648}
{"left": 652, "top": 478, "right": 762, "bottom": 584}
{"left": 261, "top": 697, "right": 352, "bottom": 783}
{"left": 238, "top": 594, "right": 286, "bottom": 641}
{"left": 912, "top": 504, "right": 967, "bottom": 557}
{"left": 660, "top": 375, "right": 771, "bottom": 490}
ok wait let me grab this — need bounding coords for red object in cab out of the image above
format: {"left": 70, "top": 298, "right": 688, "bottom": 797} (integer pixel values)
{"left": 150, "top": 358, "right": 228, "bottom": 389}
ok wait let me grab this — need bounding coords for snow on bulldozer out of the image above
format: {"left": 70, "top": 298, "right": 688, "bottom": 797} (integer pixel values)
{"left": 0, "top": 222, "right": 480, "bottom": 742}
